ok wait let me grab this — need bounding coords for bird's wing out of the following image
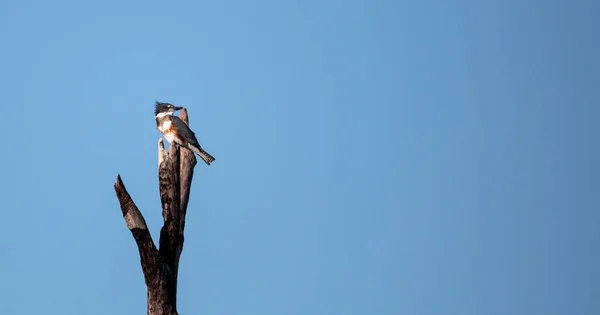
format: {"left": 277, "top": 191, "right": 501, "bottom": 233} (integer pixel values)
{"left": 171, "top": 115, "right": 200, "bottom": 144}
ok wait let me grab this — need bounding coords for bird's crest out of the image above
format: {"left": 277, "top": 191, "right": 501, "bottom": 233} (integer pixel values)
{"left": 155, "top": 101, "right": 168, "bottom": 116}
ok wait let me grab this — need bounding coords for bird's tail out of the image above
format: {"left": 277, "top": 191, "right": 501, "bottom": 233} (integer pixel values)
{"left": 188, "top": 143, "right": 215, "bottom": 165}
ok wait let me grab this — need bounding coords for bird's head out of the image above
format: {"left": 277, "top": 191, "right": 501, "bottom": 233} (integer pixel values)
{"left": 154, "top": 101, "right": 183, "bottom": 117}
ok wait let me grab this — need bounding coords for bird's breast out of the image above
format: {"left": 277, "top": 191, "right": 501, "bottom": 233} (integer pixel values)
{"left": 158, "top": 120, "right": 172, "bottom": 133}
{"left": 163, "top": 131, "right": 176, "bottom": 143}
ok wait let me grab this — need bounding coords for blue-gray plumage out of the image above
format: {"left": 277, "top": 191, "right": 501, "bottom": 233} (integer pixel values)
{"left": 154, "top": 101, "right": 215, "bottom": 165}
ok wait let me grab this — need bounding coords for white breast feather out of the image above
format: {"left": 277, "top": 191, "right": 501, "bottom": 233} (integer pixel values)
{"left": 158, "top": 120, "right": 174, "bottom": 143}
{"left": 162, "top": 120, "right": 171, "bottom": 130}
{"left": 164, "top": 132, "right": 175, "bottom": 143}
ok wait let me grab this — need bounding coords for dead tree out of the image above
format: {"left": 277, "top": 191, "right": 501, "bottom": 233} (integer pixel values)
{"left": 114, "top": 109, "right": 198, "bottom": 315}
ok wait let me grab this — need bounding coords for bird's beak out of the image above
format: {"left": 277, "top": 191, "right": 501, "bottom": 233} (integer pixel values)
{"left": 174, "top": 106, "right": 184, "bottom": 111}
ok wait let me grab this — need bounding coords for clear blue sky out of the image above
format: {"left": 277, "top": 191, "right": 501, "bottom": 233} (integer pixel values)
{"left": 1, "top": 0, "right": 598, "bottom": 314}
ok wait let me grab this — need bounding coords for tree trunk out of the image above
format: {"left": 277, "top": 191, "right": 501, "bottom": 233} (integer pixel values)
{"left": 114, "top": 109, "right": 198, "bottom": 315}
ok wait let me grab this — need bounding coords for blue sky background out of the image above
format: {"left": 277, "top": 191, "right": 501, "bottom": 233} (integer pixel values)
{"left": 1, "top": 0, "right": 599, "bottom": 314}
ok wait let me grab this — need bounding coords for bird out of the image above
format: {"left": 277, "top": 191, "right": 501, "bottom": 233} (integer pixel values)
{"left": 154, "top": 101, "right": 215, "bottom": 165}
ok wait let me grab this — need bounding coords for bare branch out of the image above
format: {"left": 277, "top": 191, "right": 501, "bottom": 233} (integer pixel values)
{"left": 158, "top": 138, "right": 167, "bottom": 168}
{"left": 114, "top": 175, "right": 160, "bottom": 288}
{"left": 115, "top": 175, "right": 149, "bottom": 230}
{"left": 158, "top": 144, "right": 181, "bottom": 264}
{"left": 179, "top": 108, "right": 189, "bottom": 125}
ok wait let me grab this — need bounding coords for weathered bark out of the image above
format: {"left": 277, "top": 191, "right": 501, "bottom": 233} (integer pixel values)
{"left": 114, "top": 109, "right": 198, "bottom": 315}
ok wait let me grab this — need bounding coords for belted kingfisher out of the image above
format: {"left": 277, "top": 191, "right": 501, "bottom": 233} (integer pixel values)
{"left": 154, "top": 101, "right": 216, "bottom": 165}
